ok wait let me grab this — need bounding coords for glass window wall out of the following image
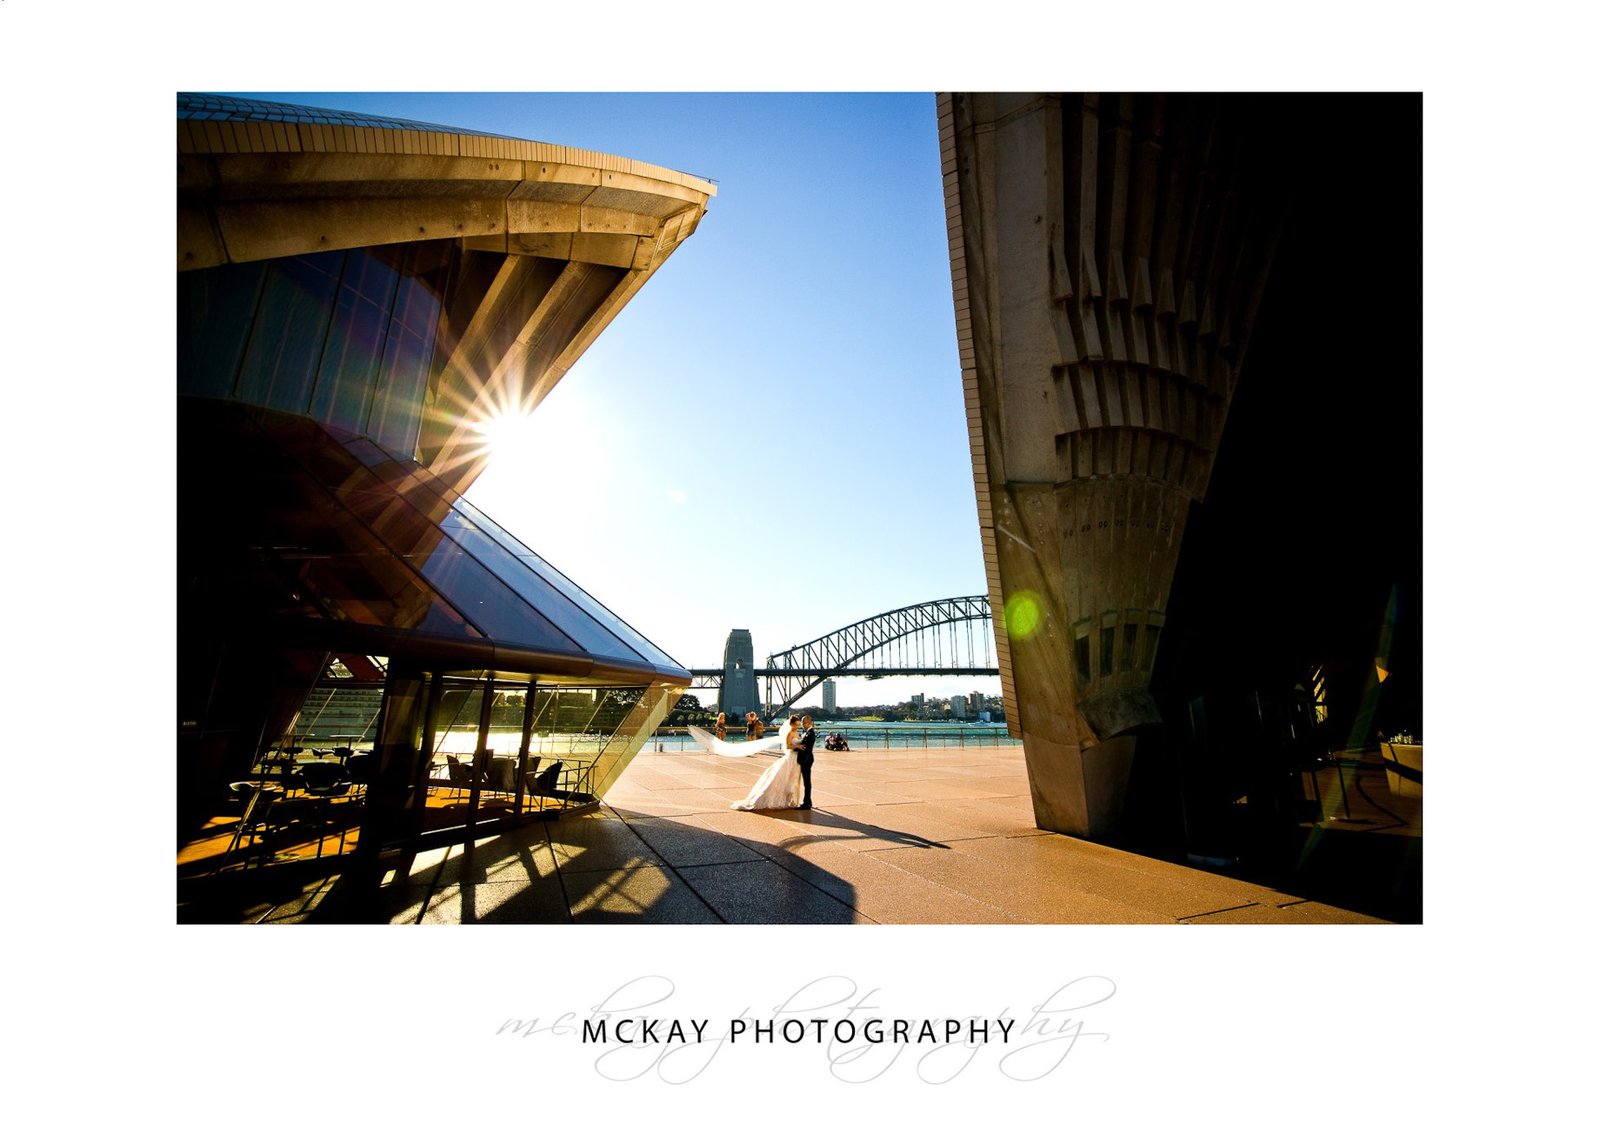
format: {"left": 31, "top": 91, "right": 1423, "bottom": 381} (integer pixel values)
{"left": 179, "top": 241, "right": 454, "bottom": 461}
{"left": 309, "top": 249, "right": 401, "bottom": 434}
{"left": 178, "top": 260, "right": 268, "bottom": 397}
{"left": 235, "top": 251, "right": 345, "bottom": 411}
{"left": 369, "top": 243, "right": 451, "bottom": 454}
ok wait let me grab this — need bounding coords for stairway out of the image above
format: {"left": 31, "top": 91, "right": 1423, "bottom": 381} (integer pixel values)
{"left": 290, "top": 686, "right": 383, "bottom": 743}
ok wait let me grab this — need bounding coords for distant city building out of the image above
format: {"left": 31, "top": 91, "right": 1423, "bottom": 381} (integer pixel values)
{"left": 719, "top": 629, "right": 759, "bottom": 717}
{"left": 969, "top": 690, "right": 984, "bottom": 711}
{"left": 821, "top": 679, "right": 837, "bottom": 714}
{"left": 951, "top": 695, "right": 968, "bottom": 719}
{"left": 911, "top": 692, "right": 925, "bottom": 707}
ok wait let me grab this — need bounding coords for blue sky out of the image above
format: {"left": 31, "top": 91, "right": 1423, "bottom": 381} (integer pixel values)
{"left": 244, "top": 92, "right": 992, "bottom": 705}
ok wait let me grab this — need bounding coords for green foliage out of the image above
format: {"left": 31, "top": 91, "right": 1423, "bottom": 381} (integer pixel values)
{"left": 662, "top": 691, "right": 712, "bottom": 727}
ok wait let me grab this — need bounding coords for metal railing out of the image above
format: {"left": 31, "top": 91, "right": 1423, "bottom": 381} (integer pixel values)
{"left": 649, "top": 726, "right": 1021, "bottom": 752}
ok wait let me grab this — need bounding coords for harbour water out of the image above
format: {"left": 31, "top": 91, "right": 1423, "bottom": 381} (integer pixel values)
{"left": 324, "top": 721, "right": 1019, "bottom": 761}
{"left": 644, "top": 720, "right": 1020, "bottom": 753}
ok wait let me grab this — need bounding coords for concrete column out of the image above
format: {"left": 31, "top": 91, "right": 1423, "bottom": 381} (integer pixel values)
{"left": 940, "top": 93, "right": 1286, "bottom": 838}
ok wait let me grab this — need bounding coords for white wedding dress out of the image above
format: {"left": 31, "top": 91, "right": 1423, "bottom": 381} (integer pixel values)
{"left": 686, "top": 725, "right": 783, "bottom": 759}
{"left": 726, "top": 731, "right": 804, "bottom": 811}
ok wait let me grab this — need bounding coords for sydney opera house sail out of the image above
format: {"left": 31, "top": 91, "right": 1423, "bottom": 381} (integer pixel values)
{"left": 943, "top": 93, "right": 1315, "bottom": 838}
{"left": 177, "top": 94, "right": 714, "bottom": 857}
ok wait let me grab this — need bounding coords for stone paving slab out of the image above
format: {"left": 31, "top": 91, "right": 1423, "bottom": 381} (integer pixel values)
{"left": 664, "top": 808, "right": 820, "bottom": 862}
{"left": 950, "top": 835, "right": 1286, "bottom": 919}
{"left": 546, "top": 817, "right": 667, "bottom": 874}
{"left": 198, "top": 744, "right": 1392, "bottom": 924}
{"left": 379, "top": 886, "right": 434, "bottom": 925}
{"left": 865, "top": 839, "right": 1175, "bottom": 923}
{"left": 904, "top": 795, "right": 1050, "bottom": 838}
{"left": 259, "top": 878, "right": 336, "bottom": 923}
{"left": 1052, "top": 836, "right": 1307, "bottom": 909}
{"left": 644, "top": 786, "right": 754, "bottom": 813}
{"left": 875, "top": 777, "right": 1025, "bottom": 801}
{"left": 427, "top": 834, "right": 560, "bottom": 884}
{"left": 629, "top": 772, "right": 700, "bottom": 791}
{"left": 1179, "top": 900, "right": 1389, "bottom": 924}
{"left": 603, "top": 747, "right": 1390, "bottom": 925}
{"left": 781, "top": 804, "right": 983, "bottom": 850}
{"left": 671, "top": 771, "right": 752, "bottom": 791}
{"left": 562, "top": 865, "right": 723, "bottom": 924}
{"left": 624, "top": 815, "right": 776, "bottom": 868}
{"left": 606, "top": 797, "right": 702, "bottom": 819}
{"left": 419, "top": 876, "right": 570, "bottom": 924}
{"left": 806, "top": 784, "right": 922, "bottom": 807}
{"left": 675, "top": 860, "right": 867, "bottom": 924}
{"left": 763, "top": 844, "right": 1019, "bottom": 924}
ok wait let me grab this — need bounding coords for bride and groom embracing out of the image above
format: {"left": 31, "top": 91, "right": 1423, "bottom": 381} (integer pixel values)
{"left": 730, "top": 714, "right": 815, "bottom": 812}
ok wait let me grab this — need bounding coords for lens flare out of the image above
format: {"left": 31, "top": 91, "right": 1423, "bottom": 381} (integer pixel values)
{"left": 1004, "top": 590, "right": 1043, "bottom": 639}
{"left": 477, "top": 409, "right": 540, "bottom": 455}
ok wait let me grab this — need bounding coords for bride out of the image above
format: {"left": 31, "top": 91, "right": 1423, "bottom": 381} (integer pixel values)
{"left": 725, "top": 714, "right": 805, "bottom": 811}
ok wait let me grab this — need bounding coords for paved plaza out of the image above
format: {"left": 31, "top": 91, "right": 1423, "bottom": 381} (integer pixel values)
{"left": 187, "top": 744, "right": 1396, "bottom": 924}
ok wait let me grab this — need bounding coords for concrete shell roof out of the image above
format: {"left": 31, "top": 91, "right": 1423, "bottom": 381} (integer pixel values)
{"left": 178, "top": 93, "right": 717, "bottom": 486}
{"left": 178, "top": 92, "right": 716, "bottom": 271}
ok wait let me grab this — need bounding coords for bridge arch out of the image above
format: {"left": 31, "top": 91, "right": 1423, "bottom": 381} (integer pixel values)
{"left": 761, "top": 595, "right": 995, "bottom": 715}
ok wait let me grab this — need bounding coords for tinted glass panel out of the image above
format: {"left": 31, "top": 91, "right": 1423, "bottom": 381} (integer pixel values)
{"left": 340, "top": 490, "right": 447, "bottom": 559}
{"left": 309, "top": 250, "right": 400, "bottom": 433}
{"left": 253, "top": 490, "right": 384, "bottom": 557}
{"left": 411, "top": 537, "right": 582, "bottom": 656}
{"left": 236, "top": 252, "right": 345, "bottom": 411}
{"left": 342, "top": 436, "right": 395, "bottom": 472}
{"left": 181, "top": 399, "right": 684, "bottom": 678}
{"left": 297, "top": 436, "right": 387, "bottom": 498}
{"left": 445, "top": 496, "right": 680, "bottom": 667}
{"left": 441, "top": 509, "right": 642, "bottom": 663}
{"left": 178, "top": 260, "right": 268, "bottom": 397}
{"left": 369, "top": 245, "right": 449, "bottom": 455}
{"left": 296, "top": 554, "right": 482, "bottom": 640}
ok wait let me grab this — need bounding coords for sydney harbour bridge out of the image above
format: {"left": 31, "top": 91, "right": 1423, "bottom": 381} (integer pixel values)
{"left": 688, "top": 595, "right": 999, "bottom": 718}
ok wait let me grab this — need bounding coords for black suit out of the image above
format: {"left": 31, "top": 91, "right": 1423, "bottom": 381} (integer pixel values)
{"left": 796, "top": 727, "right": 816, "bottom": 806}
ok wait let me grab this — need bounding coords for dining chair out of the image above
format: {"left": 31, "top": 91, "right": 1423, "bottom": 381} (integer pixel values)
{"left": 445, "top": 755, "right": 472, "bottom": 801}
{"left": 265, "top": 794, "right": 350, "bottom": 860}
{"left": 297, "top": 761, "right": 352, "bottom": 798}
{"left": 218, "top": 782, "right": 283, "bottom": 872}
{"left": 524, "top": 759, "right": 563, "bottom": 808}
{"left": 484, "top": 754, "right": 517, "bottom": 799}
{"left": 344, "top": 752, "right": 375, "bottom": 801}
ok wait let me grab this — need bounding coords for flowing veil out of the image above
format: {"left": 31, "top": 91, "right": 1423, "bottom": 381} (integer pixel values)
{"left": 686, "top": 724, "right": 785, "bottom": 758}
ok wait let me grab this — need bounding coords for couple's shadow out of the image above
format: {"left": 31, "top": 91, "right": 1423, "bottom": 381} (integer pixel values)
{"left": 760, "top": 806, "right": 950, "bottom": 852}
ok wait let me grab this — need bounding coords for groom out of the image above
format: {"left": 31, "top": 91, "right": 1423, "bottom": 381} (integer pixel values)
{"left": 796, "top": 714, "right": 817, "bottom": 809}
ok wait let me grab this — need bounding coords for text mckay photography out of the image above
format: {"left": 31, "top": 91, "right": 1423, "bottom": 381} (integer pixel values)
{"left": 495, "top": 974, "right": 1114, "bottom": 1084}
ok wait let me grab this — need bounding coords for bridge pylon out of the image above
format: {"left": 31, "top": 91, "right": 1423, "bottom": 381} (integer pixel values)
{"left": 693, "top": 598, "right": 1001, "bottom": 719}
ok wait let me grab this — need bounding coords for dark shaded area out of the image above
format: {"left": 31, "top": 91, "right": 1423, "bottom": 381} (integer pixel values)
{"left": 1123, "top": 95, "right": 1422, "bottom": 915}
{"left": 177, "top": 810, "right": 874, "bottom": 925}
{"left": 1162, "top": 93, "right": 1422, "bottom": 731}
